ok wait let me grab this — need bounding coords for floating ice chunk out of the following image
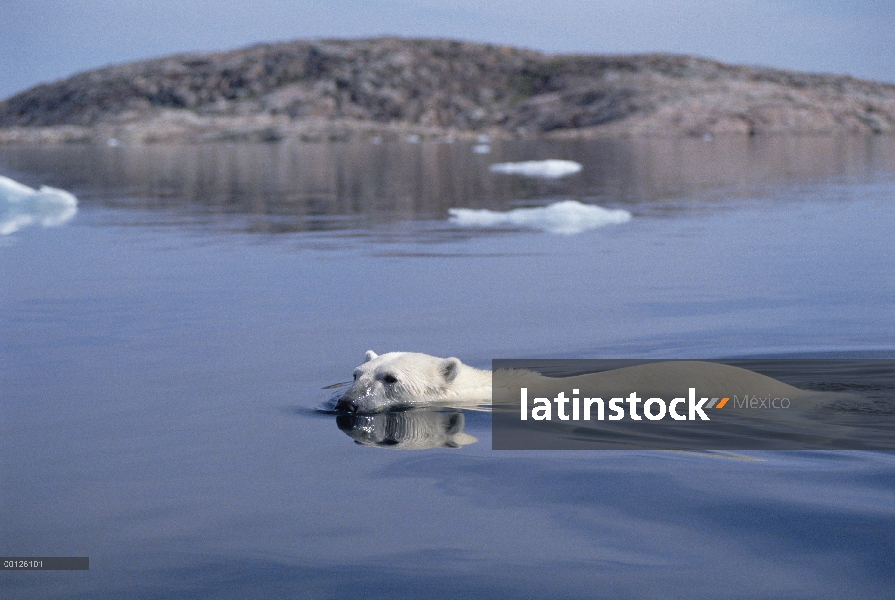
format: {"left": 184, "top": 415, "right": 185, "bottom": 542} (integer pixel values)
{"left": 448, "top": 200, "right": 631, "bottom": 235}
{"left": 489, "top": 159, "right": 582, "bottom": 178}
{"left": 472, "top": 144, "right": 491, "bottom": 154}
{"left": 0, "top": 175, "right": 78, "bottom": 235}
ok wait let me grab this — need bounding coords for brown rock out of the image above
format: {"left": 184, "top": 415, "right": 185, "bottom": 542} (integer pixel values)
{"left": 1, "top": 37, "right": 893, "bottom": 143}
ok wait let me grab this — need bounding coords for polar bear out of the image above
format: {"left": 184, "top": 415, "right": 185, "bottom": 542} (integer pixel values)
{"left": 331, "top": 352, "right": 868, "bottom": 450}
{"left": 334, "top": 350, "right": 491, "bottom": 413}
{"left": 333, "top": 351, "right": 825, "bottom": 415}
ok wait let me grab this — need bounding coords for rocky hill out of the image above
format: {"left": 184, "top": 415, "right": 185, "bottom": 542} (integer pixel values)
{"left": 2, "top": 37, "right": 894, "bottom": 143}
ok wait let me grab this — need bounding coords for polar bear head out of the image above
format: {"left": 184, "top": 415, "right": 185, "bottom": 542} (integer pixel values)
{"left": 334, "top": 350, "right": 465, "bottom": 413}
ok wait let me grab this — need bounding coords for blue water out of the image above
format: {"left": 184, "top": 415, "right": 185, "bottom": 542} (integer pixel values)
{"left": 1, "top": 137, "right": 894, "bottom": 598}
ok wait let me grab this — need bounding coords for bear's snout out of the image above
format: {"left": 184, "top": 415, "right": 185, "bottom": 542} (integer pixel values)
{"left": 334, "top": 398, "right": 359, "bottom": 413}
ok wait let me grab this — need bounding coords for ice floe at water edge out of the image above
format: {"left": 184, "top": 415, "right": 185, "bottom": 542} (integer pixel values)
{"left": 0, "top": 175, "right": 78, "bottom": 235}
{"left": 448, "top": 200, "right": 631, "bottom": 235}
{"left": 489, "top": 159, "right": 582, "bottom": 178}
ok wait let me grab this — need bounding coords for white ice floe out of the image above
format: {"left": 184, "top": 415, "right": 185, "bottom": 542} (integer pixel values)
{"left": 488, "top": 159, "right": 582, "bottom": 178}
{"left": 448, "top": 200, "right": 631, "bottom": 235}
{"left": 0, "top": 175, "right": 79, "bottom": 235}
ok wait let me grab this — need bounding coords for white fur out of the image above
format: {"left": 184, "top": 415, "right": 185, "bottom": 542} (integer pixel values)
{"left": 335, "top": 350, "right": 491, "bottom": 413}
{"left": 336, "top": 353, "right": 817, "bottom": 415}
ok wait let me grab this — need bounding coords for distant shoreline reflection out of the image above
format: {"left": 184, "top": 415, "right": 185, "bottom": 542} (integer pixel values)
{"left": 2, "top": 135, "right": 893, "bottom": 236}
{"left": 336, "top": 409, "right": 478, "bottom": 449}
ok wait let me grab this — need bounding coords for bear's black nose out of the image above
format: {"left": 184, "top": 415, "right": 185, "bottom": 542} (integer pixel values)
{"left": 335, "top": 398, "right": 358, "bottom": 413}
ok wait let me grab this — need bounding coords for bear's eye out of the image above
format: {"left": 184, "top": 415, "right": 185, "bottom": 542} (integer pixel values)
{"left": 382, "top": 374, "right": 398, "bottom": 384}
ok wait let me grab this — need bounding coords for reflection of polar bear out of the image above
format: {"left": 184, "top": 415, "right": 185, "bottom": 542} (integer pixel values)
{"left": 336, "top": 410, "right": 478, "bottom": 449}
{"left": 334, "top": 351, "right": 491, "bottom": 413}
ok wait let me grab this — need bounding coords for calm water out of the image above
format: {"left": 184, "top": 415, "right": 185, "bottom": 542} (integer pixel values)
{"left": 2, "top": 136, "right": 894, "bottom": 599}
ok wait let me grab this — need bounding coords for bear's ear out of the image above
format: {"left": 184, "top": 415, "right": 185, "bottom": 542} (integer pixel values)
{"left": 364, "top": 350, "right": 378, "bottom": 363}
{"left": 441, "top": 357, "right": 462, "bottom": 382}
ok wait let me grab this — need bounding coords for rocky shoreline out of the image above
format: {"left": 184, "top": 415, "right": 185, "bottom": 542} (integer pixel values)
{"left": 2, "top": 37, "right": 894, "bottom": 144}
